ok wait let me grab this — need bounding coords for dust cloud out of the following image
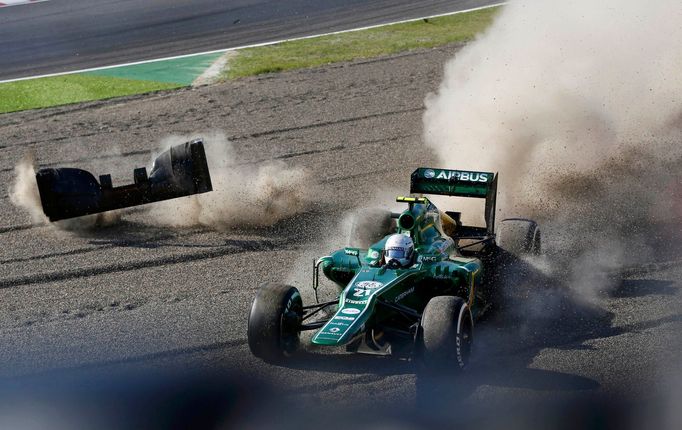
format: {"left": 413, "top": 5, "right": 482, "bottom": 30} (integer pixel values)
{"left": 423, "top": 0, "right": 682, "bottom": 291}
{"left": 423, "top": 2, "right": 682, "bottom": 425}
{"left": 8, "top": 153, "right": 46, "bottom": 224}
{"left": 145, "top": 132, "right": 312, "bottom": 229}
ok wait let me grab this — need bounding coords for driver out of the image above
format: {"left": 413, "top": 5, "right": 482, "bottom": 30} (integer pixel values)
{"left": 384, "top": 234, "right": 414, "bottom": 267}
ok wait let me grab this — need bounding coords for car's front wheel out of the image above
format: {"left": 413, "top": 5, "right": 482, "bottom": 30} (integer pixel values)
{"left": 418, "top": 296, "right": 473, "bottom": 372}
{"left": 247, "top": 283, "right": 303, "bottom": 363}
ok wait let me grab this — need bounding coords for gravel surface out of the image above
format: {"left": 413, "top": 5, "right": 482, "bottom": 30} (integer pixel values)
{"left": 0, "top": 45, "right": 680, "bottom": 427}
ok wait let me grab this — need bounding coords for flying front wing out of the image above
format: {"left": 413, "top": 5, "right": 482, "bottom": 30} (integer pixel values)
{"left": 36, "top": 139, "right": 212, "bottom": 222}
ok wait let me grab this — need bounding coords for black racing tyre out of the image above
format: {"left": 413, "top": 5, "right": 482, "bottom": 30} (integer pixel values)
{"left": 348, "top": 208, "right": 396, "bottom": 249}
{"left": 496, "top": 218, "right": 541, "bottom": 256}
{"left": 419, "top": 296, "right": 473, "bottom": 371}
{"left": 247, "top": 283, "right": 303, "bottom": 363}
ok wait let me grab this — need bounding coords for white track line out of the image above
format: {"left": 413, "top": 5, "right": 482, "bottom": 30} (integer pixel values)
{"left": 0, "top": 2, "right": 505, "bottom": 84}
{"left": 0, "top": 0, "right": 48, "bottom": 8}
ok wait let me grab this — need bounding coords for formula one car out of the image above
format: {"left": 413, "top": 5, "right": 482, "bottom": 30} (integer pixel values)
{"left": 36, "top": 139, "right": 212, "bottom": 222}
{"left": 247, "top": 168, "right": 540, "bottom": 370}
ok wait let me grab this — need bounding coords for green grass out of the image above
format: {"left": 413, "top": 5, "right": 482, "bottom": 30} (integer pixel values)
{"left": 0, "top": 74, "right": 181, "bottom": 114}
{"left": 224, "top": 6, "right": 500, "bottom": 79}
{"left": 0, "top": 6, "right": 499, "bottom": 114}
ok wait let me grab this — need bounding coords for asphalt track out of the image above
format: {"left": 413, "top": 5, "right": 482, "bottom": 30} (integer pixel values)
{"left": 0, "top": 0, "right": 499, "bottom": 81}
{"left": 0, "top": 46, "right": 681, "bottom": 427}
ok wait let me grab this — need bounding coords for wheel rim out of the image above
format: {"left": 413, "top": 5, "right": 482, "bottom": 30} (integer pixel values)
{"left": 280, "top": 315, "right": 300, "bottom": 354}
{"left": 280, "top": 295, "right": 302, "bottom": 355}
{"left": 457, "top": 312, "right": 473, "bottom": 368}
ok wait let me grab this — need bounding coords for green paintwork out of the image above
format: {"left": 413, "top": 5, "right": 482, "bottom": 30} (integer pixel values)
{"left": 410, "top": 168, "right": 495, "bottom": 198}
{"left": 85, "top": 53, "right": 223, "bottom": 85}
{"left": 410, "top": 167, "right": 499, "bottom": 235}
{"left": 311, "top": 195, "right": 484, "bottom": 347}
{"left": 313, "top": 268, "right": 425, "bottom": 345}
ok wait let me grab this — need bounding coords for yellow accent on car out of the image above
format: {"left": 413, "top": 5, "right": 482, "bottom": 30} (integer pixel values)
{"left": 396, "top": 196, "right": 427, "bottom": 203}
{"left": 468, "top": 267, "right": 480, "bottom": 307}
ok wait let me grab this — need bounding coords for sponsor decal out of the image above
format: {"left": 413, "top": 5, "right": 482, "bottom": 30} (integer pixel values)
{"left": 356, "top": 281, "right": 383, "bottom": 289}
{"left": 394, "top": 286, "right": 414, "bottom": 303}
{"left": 320, "top": 330, "right": 342, "bottom": 337}
{"left": 352, "top": 289, "right": 371, "bottom": 297}
{"left": 329, "top": 327, "right": 340, "bottom": 333}
{"left": 344, "top": 248, "right": 359, "bottom": 256}
{"left": 434, "top": 170, "right": 489, "bottom": 183}
{"left": 420, "top": 255, "right": 439, "bottom": 263}
{"left": 423, "top": 169, "right": 436, "bottom": 178}
{"left": 329, "top": 321, "right": 350, "bottom": 327}
{"left": 345, "top": 298, "right": 368, "bottom": 305}
{"left": 368, "top": 249, "right": 380, "bottom": 259}
{"left": 341, "top": 308, "right": 361, "bottom": 315}
{"left": 456, "top": 335, "right": 464, "bottom": 367}
{"left": 335, "top": 315, "right": 355, "bottom": 321}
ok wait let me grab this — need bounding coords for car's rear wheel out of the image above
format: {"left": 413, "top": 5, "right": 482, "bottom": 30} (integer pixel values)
{"left": 497, "top": 218, "right": 541, "bottom": 256}
{"left": 493, "top": 218, "right": 543, "bottom": 311}
{"left": 247, "top": 283, "right": 303, "bottom": 363}
{"left": 419, "top": 296, "right": 473, "bottom": 372}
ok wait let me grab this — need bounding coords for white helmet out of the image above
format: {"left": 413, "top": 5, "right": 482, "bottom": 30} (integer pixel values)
{"left": 384, "top": 234, "right": 414, "bottom": 267}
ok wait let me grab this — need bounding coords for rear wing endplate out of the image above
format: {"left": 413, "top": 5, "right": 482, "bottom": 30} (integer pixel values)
{"left": 410, "top": 168, "right": 498, "bottom": 234}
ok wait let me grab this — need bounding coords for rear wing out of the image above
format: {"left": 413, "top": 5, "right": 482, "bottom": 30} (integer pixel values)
{"left": 410, "top": 168, "right": 498, "bottom": 235}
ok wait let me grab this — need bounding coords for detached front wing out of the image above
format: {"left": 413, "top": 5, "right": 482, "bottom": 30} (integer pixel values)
{"left": 36, "top": 139, "right": 212, "bottom": 222}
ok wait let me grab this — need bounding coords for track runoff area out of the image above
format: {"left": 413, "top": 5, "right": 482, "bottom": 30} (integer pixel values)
{"left": 0, "top": 2, "right": 505, "bottom": 84}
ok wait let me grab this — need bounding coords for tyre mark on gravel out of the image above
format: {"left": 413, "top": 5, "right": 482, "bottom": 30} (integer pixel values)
{"left": 0, "top": 210, "right": 147, "bottom": 235}
{"left": 85, "top": 339, "right": 248, "bottom": 369}
{"left": 619, "top": 260, "right": 682, "bottom": 276}
{"left": 246, "top": 134, "right": 417, "bottom": 165}
{"left": 8, "top": 131, "right": 100, "bottom": 149}
{"left": 3, "top": 339, "right": 247, "bottom": 381}
{"left": 320, "top": 167, "right": 400, "bottom": 184}
{"left": 0, "top": 147, "right": 147, "bottom": 181}
{"left": 0, "top": 232, "right": 181, "bottom": 265}
{"left": 1, "top": 132, "right": 411, "bottom": 176}
{"left": 0, "top": 223, "right": 37, "bottom": 234}
{"left": 284, "top": 372, "right": 401, "bottom": 396}
{"left": 0, "top": 239, "right": 281, "bottom": 289}
{"left": 231, "top": 107, "right": 422, "bottom": 140}
{"left": 0, "top": 144, "right": 340, "bottom": 175}
{"left": 0, "top": 107, "right": 421, "bottom": 170}
{"left": 0, "top": 247, "right": 116, "bottom": 265}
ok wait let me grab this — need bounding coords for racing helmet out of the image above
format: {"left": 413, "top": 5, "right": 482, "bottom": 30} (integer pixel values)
{"left": 384, "top": 234, "right": 414, "bottom": 267}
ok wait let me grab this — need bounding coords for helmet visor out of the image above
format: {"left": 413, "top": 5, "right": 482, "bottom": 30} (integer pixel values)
{"left": 386, "top": 247, "right": 407, "bottom": 260}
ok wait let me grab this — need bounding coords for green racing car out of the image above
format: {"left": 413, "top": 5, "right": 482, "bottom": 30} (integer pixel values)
{"left": 247, "top": 168, "right": 541, "bottom": 370}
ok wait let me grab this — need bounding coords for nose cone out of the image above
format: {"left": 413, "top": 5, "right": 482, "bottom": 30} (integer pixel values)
{"left": 312, "top": 306, "right": 367, "bottom": 346}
